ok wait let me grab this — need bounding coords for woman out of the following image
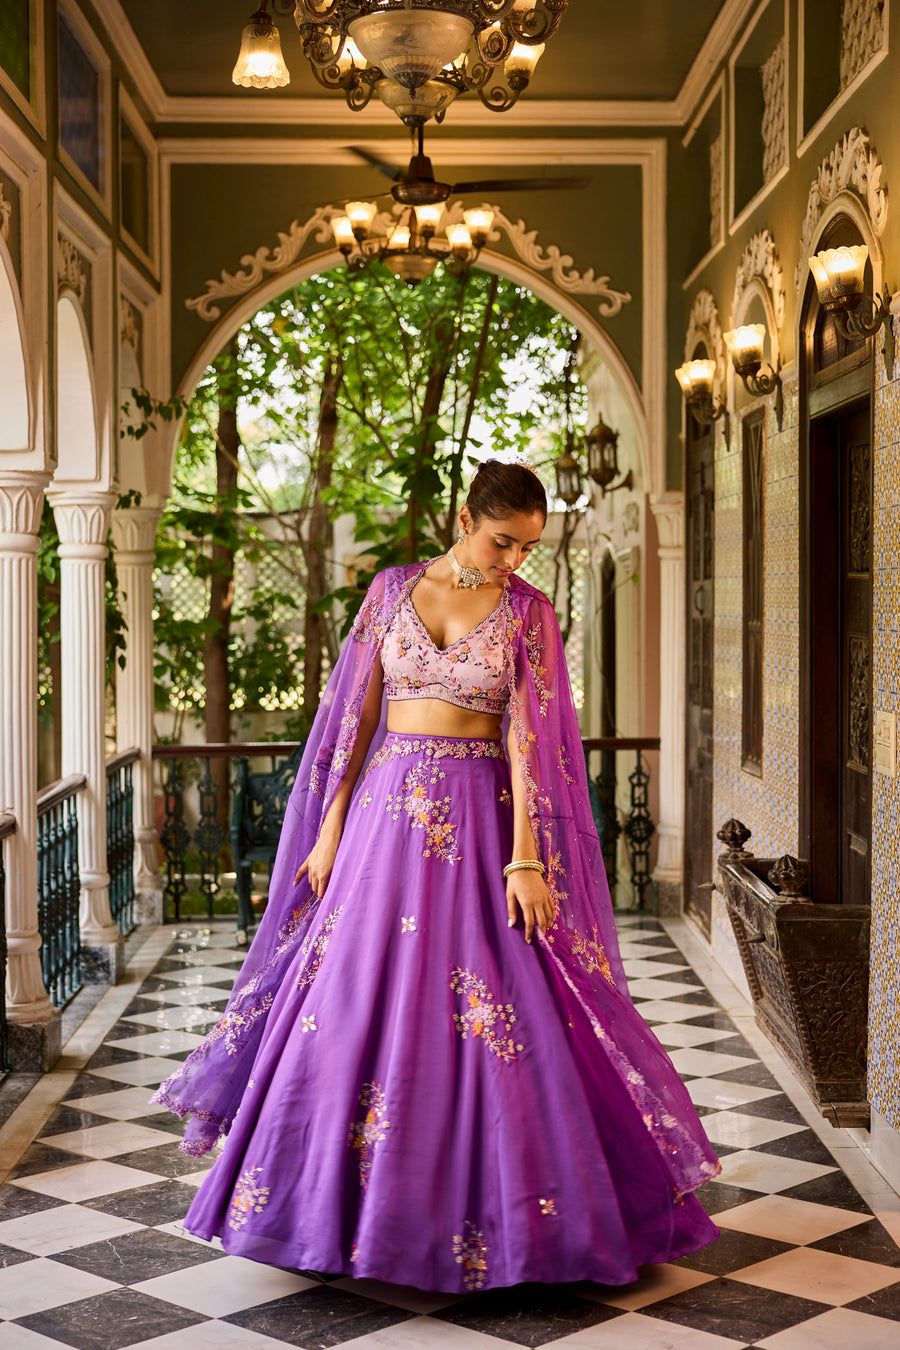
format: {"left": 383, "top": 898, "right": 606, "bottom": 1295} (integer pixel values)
{"left": 154, "top": 461, "right": 720, "bottom": 1292}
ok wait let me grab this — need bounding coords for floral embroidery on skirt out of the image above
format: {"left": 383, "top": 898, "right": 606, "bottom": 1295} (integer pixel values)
{"left": 228, "top": 1166, "right": 270, "bottom": 1231}
{"left": 450, "top": 967, "right": 523, "bottom": 1063}
{"left": 296, "top": 906, "right": 343, "bottom": 989}
{"left": 452, "top": 1221, "right": 489, "bottom": 1290}
{"left": 348, "top": 1082, "right": 390, "bottom": 1189}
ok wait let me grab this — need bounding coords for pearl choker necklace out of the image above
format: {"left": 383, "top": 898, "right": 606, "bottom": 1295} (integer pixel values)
{"left": 447, "top": 545, "right": 490, "bottom": 590}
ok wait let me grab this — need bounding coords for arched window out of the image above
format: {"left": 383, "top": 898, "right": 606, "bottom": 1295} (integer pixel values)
{"left": 56, "top": 293, "right": 97, "bottom": 479}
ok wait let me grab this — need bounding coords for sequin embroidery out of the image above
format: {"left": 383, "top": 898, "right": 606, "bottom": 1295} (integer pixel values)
{"left": 452, "top": 1221, "right": 489, "bottom": 1290}
{"left": 228, "top": 1166, "right": 270, "bottom": 1231}
{"left": 301, "top": 1015, "right": 317, "bottom": 1033}
{"left": 206, "top": 993, "right": 274, "bottom": 1056}
{"left": 296, "top": 907, "right": 343, "bottom": 988}
{"left": 385, "top": 763, "right": 461, "bottom": 864}
{"left": 571, "top": 924, "right": 616, "bottom": 986}
{"left": 368, "top": 736, "right": 505, "bottom": 774}
{"left": 348, "top": 1082, "right": 390, "bottom": 1189}
{"left": 450, "top": 967, "right": 523, "bottom": 1063}
{"left": 401, "top": 916, "right": 417, "bottom": 932}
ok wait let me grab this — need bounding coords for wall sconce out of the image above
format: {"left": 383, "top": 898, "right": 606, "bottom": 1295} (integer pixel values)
{"left": 808, "top": 245, "right": 894, "bottom": 378}
{"left": 723, "top": 324, "right": 784, "bottom": 430}
{"left": 554, "top": 446, "right": 583, "bottom": 507}
{"left": 675, "top": 359, "right": 730, "bottom": 447}
{"left": 585, "top": 413, "right": 633, "bottom": 495}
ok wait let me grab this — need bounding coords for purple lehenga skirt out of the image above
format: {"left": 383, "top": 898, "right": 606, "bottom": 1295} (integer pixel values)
{"left": 181, "top": 733, "right": 718, "bottom": 1291}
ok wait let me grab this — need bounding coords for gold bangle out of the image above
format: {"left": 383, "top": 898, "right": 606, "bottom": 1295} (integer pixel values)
{"left": 503, "top": 859, "right": 546, "bottom": 879}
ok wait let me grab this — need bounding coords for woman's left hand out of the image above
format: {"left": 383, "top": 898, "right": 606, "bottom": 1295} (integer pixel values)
{"left": 506, "top": 870, "right": 556, "bottom": 944}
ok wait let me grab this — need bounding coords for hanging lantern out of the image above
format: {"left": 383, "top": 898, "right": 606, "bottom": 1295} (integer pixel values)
{"left": 555, "top": 446, "right": 582, "bottom": 507}
{"left": 585, "top": 413, "right": 620, "bottom": 489}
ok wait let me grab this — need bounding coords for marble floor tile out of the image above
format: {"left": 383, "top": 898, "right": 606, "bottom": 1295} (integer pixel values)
{"left": 12, "top": 1160, "right": 167, "bottom": 1202}
{"left": 611, "top": 926, "right": 667, "bottom": 940}
{"left": 223, "top": 1284, "right": 414, "bottom": 1347}
{"left": 0, "top": 1185, "right": 68, "bottom": 1221}
{"left": 0, "top": 1321, "right": 79, "bottom": 1349}
{"left": 83, "top": 1180, "right": 201, "bottom": 1228}
{"left": 810, "top": 1217, "right": 900, "bottom": 1266}
{"left": 331, "top": 1277, "right": 464, "bottom": 1316}
{"left": 779, "top": 1171, "right": 874, "bottom": 1213}
{"left": 435, "top": 1284, "right": 621, "bottom": 1347}
{"left": 714, "top": 1195, "right": 871, "bottom": 1245}
{"left": 717, "top": 1150, "right": 836, "bottom": 1194}
{"left": 615, "top": 941, "right": 677, "bottom": 960}
{"left": 134, "top": 1255, "right": 318, "bottom": 1315}
{"left": 575, "top": 1262, "right": 714, "bottom": 1311}
{"left": 107, "top": 1143, "right": 216, "bottom": 1179}
{"left": 641, "top": 1278, "right": 830, "bottom": 1342}
{"left": 38, "top": 1122, "right": 176, "bottom": 1160}
{"left": 675, "top": 1226, "right": 793, "bottom": 1277}
{"left": 126, "top": 1321, "right": 296, "bottom": 1350}
{"left": 754, "top": 1304, "right": 900, "bottom": 1349}
{"left": 14, "top": 1286, "right": 208, "bottom": 1350}
{"left": 623, "top": 977, "right": 704, "bottom": 1000}
{"left": 66, "top": 1088, "right": 171, "bottom": 1121}
{"left": 0, "top": 1203, "right": 143, "bottom": 1255}
{"left": 686, "top": 1078, "right": 779, "bottom": 1111}
{"left": 647, "top": 1022, "right": 738, "bottom": 1049}
{"left": 666, "top": 1048, "right": 763, "bottom": 1078}
{"left": 51, "top": 1226, "right": 224, "bottom": 1284}
{"left": 621, "top": 959, "right": 690, "bottom": 979}
{"left": 85, "top": 1058, "right": 185, "bottom": 1088}
{"left": 0, "top": 1255, "right": 119, "bottom": 1318}
{"left": 335, "top": 1315, "right": 507, "bottom": 1350}
{"left": 538, "top": 1310, "right": 747, "bottom": 1349}
{"left": 135, "top": 986, "right": 232, "bottom": 1008}
{"left": 105, "top": 1030, "right": 206, "bottom": 1057}
{"left": 120, "top": 1006, "right": 224, "bottom": 1031}
{"left": 844, "top": 1277, "right": 900, "bottom": 1321}
{"left": 700, "top": 1110, "right": 808, "bottom": 1150}
{"left": 625, "top": 999, "right": 719, "bottom": 1023}
{"left": 730, "top": 1245, "right": 900, "bottom": 1303}
{"left": 145, "top": 965, "right": 240, "bottom": 986}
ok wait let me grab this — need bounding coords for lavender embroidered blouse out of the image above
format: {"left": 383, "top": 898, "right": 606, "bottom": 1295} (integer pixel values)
{"left": 381, "top": 588, "right": 511, "bottom": 717}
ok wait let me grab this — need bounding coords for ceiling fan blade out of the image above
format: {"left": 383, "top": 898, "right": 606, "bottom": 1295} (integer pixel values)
{"left": 347, "top": 145, "right": 406, "bottom": 182}
{"left": 451, "top": 175, "right": 592, "bottom": 194}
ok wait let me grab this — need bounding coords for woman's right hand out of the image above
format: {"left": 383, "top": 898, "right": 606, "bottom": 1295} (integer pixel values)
{"left": 294, "top": 823, "right": 341, "bottom": 899}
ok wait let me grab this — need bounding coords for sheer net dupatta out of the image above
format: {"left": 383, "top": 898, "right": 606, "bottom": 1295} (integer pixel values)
{"left": 507, "top": 584, "right": 721, "bottom": 1197}
{"left": 152, "top": 569, "right": 400, "bottom": 1156}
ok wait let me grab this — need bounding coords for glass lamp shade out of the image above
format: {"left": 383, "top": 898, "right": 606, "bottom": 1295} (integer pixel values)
{"left": 505, "top": 41, "right": 545, "bottom": 79}
{"left": 232, "top": 11, "right": 290, "bottom": 88}
{"left": 346, "top": 200, "right": 378, "bottom": 237}
{"left": 331, "top": 215, "right": 356, "bottom": 252}
{"left": 414, "top": 202, "right": 446, "bottom": 235}
{"left": 555, "top": 448, "right": 583, "bottom": 507}
{"left": 463, "top": 207, "right": 494, "bottom": 247}
{"left": 675, "top": 358, "right": 716, "bottom": 400}
{"left": 384, "top": 252, "right": 438, "bottom": 284}
{"left": 374, "top": 75, "right": 459, "bottom": 123}
{"left": 446, "top": 222, "right": 473, "bottom": 258}
{"left": 808, "top": 245, "right": 868, "bottom": 305}
{"left": 336, "top": 36, "right": 367, "bottom": 76}
{"left": 387, "top": 223, "right": 411, "bottom": 250}
{"left": 724, "top": 323, "right": 766, "bottom": 372}
{"left": 586, "top": 415, "right": 620, "bottom": 487}
{"left": 348, "top": 10, "right": 474, "bottom": 86}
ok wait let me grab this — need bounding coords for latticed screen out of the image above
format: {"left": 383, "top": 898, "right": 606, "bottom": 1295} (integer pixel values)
{"left": 517, "top": 541, "right": 587, "bottom": 712}
{"left": 120, "top": 118, "right": 150, "bottom": 252}
{"left": 59, "top": 12, "right": 101, "bottom": 191}
{"left": 0, "top": 0, "right": 31, "bottom": 98}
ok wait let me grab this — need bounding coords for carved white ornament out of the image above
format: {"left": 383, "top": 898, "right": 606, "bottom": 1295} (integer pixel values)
{"left": 57, "top": 234, "right": 87, "bottom": 303}
{"left": 794, "top": 126, "right": 888, "bottom": 290}
{"left": 0, "top": 182, "right": 10, "bottom": 242}
{"left": 0, "top": 482, "right": 44, "bottom": 535}
{"left": 120, "top": 297, "right": 141, "bottom": 360}
{"left": 684, "top": 288, "right": 725, "bottom": 378}
{"left": 185, "top": 202, "right": 632, "bottom": 323}
{"left": 732, "top": 230, "right": 786, "bottom": 333}
{"left": 761, "top": 37, "right": 786, "bottom": 184}
{"left": 709, "top": 133, "right": 723, "bottom": 250}
{"left": 841, "top": 0, "right": 885, "bottom": 90}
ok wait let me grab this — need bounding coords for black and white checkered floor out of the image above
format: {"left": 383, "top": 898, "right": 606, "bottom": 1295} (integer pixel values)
{"left": 1, "top": 913, "right": 899, "bottom": 1350}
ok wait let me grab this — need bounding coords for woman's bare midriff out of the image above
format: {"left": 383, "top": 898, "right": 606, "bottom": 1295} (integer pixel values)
{"left": 386, "top": 698, "right": 503, "bottom": 741}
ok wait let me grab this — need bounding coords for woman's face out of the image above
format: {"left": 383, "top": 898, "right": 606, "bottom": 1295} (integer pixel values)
{"left": 460, "top": 508, "right": 546, "bottom": 583}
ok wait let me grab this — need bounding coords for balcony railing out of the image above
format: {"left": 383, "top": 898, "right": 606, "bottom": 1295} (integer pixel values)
{"left": 107, "top": 749, "right": 138, "bottom": 936}
{"left": 152, "top": 743, "right": 300, "bottom": 927}
{"left": 582, "top": 737, "right": 660, "bottom": 908}
{"left": 37, "top": 774, "right": 86, "bottom": 1006}
{"left": 0, "top": 810, "right": 14, "bottom": 1071}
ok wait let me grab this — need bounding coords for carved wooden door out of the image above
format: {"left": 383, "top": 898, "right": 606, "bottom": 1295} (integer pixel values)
{"left": 808, "top": 403, "right": 872, "bottom": 904}
{"left": 685, "top": 419, "right": 716, "bottom": 934}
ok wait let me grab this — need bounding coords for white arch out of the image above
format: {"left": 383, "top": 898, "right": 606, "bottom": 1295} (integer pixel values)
{"left": 118, "top": 340, "right": 147, "bottom": 494}
{"left": 173, "top": 246, "right": 650, "bottom": 499}
{"left": 56, "top": 292, "right": 98, "bottom": 481}
{"left": 0, "top": 234, "right": 30, "bottom": 451}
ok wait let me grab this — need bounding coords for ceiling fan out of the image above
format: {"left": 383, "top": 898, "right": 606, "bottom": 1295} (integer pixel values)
{"left": 347, "top": 124, "right": 590, "bottom": 207}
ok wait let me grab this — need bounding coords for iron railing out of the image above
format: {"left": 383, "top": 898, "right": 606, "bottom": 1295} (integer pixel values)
{"left": 152, "top": 743, "right": 300, "bottom": 927}
{"left": 37, "top": 774, "right": 86, "bottom": 1006}
{"left": 582, "top": 737, "right": 660, "bottom": 908}
{"left": 107, "top": 749, "right": 139, "bottom": 935}
{"left": 0, "top": 811, "right": 14, "bottom": 1071}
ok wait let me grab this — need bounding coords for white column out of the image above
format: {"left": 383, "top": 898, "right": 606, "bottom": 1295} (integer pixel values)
{"left": 111, "top": 506, "right": 164, "bottom": 923}
{"left": 650, "top": 493, "right": 686, "bottom": 912}
{"left": 0, "top": 473, "right": 62, "bottom": 1066}
{"left": 50, "top": 490, "right": 124, "bottom": 981}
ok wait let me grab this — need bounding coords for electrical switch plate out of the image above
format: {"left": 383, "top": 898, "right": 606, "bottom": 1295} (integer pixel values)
{"left": 874, "top": 710, "right": 897, "bottom": 778}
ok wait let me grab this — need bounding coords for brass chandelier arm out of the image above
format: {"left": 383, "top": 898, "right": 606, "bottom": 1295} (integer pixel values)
{"left": 830, "top": 289, "right": 895, "bottom": 380}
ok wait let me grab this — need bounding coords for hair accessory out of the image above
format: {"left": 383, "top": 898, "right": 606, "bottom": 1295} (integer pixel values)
{"left": 503, "top": 859, "right": 547, "bottom": 879}
{"left": 447, "top": 545, "right": 489, "bottom": 590}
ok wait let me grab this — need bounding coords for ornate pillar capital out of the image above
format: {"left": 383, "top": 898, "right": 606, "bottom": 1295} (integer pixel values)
{"left": 0, "top": 472, "right": 51, "bottom": 545}
{"left": 48, "top": 491, "right": 117, "bottom": 550}
{"left": 111, "top": 505, "right": 162, "bottom": 562}
{"left": 650, "top": 492, "right": 685, "bottom": 555}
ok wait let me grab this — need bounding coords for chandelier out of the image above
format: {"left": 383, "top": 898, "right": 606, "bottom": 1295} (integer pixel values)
{"left": 330, "top": 200, "right": 495, "bottom": 284}
{"left": 232, "top": 1, "right": 570, "bottom": 126}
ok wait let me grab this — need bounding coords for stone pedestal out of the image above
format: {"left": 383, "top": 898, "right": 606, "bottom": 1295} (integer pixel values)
{"left": 650, "top": 493, "right": 686, "bottom": 915}
{"left": 50, "top": 491, "right": 124, "bottom": 982}
{"left": 0, "top": 473, "right": 63, "bottom": 1066}
{"left": 111, "top": 507, "right": 164, "bottom": 926}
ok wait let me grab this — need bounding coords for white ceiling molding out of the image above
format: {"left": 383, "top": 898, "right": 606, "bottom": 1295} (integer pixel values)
{"left": 90, "top": 0, "right": 167, "bottom": 118}
{"left": 675, "top": 0, "right": 758, "bottom": 125}
{"left": 158, "top": 136, "right": 652, "bottom": 166}
{"left": 794, "top": 126, "right": 888, "bottom": 290}
{"left": 185, "top": 200, "right": 632, "bottom": 324}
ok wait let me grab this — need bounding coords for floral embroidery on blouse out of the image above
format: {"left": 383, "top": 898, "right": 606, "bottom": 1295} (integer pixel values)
{"left": 525, "top": 623, "right": 553, "bottom": 718}
{"left": 206, "top": 993, "right": 274, "bottom": 1056}
{"left": 381, "top": 588, "right": 512, "bottom": 716}
{"left": 450, "top": 967, "right": 523, "bottom": 1063}
{"left": 350, "top": 587, "right": 386, "bottom": 644}
{"left": 385, "top": 763, "right": 461, "bottom": 864}
{"left": 296, "top": 907, "right": 343, "bottom": 988}
{"left": 348, "top": 1082, "right": 390, "bottom": 1189}
{"left": 452, "top": 1221, "right": 489, "bottom": 1290}
{"left": 571, "top": 924, "right": 616, "bottom": 986}
{"left": 539, "top": 1198, "right": 557, "bottom": 1216}
{"left": 228, "top": 1166, "right": 270, "bottom": 1231}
